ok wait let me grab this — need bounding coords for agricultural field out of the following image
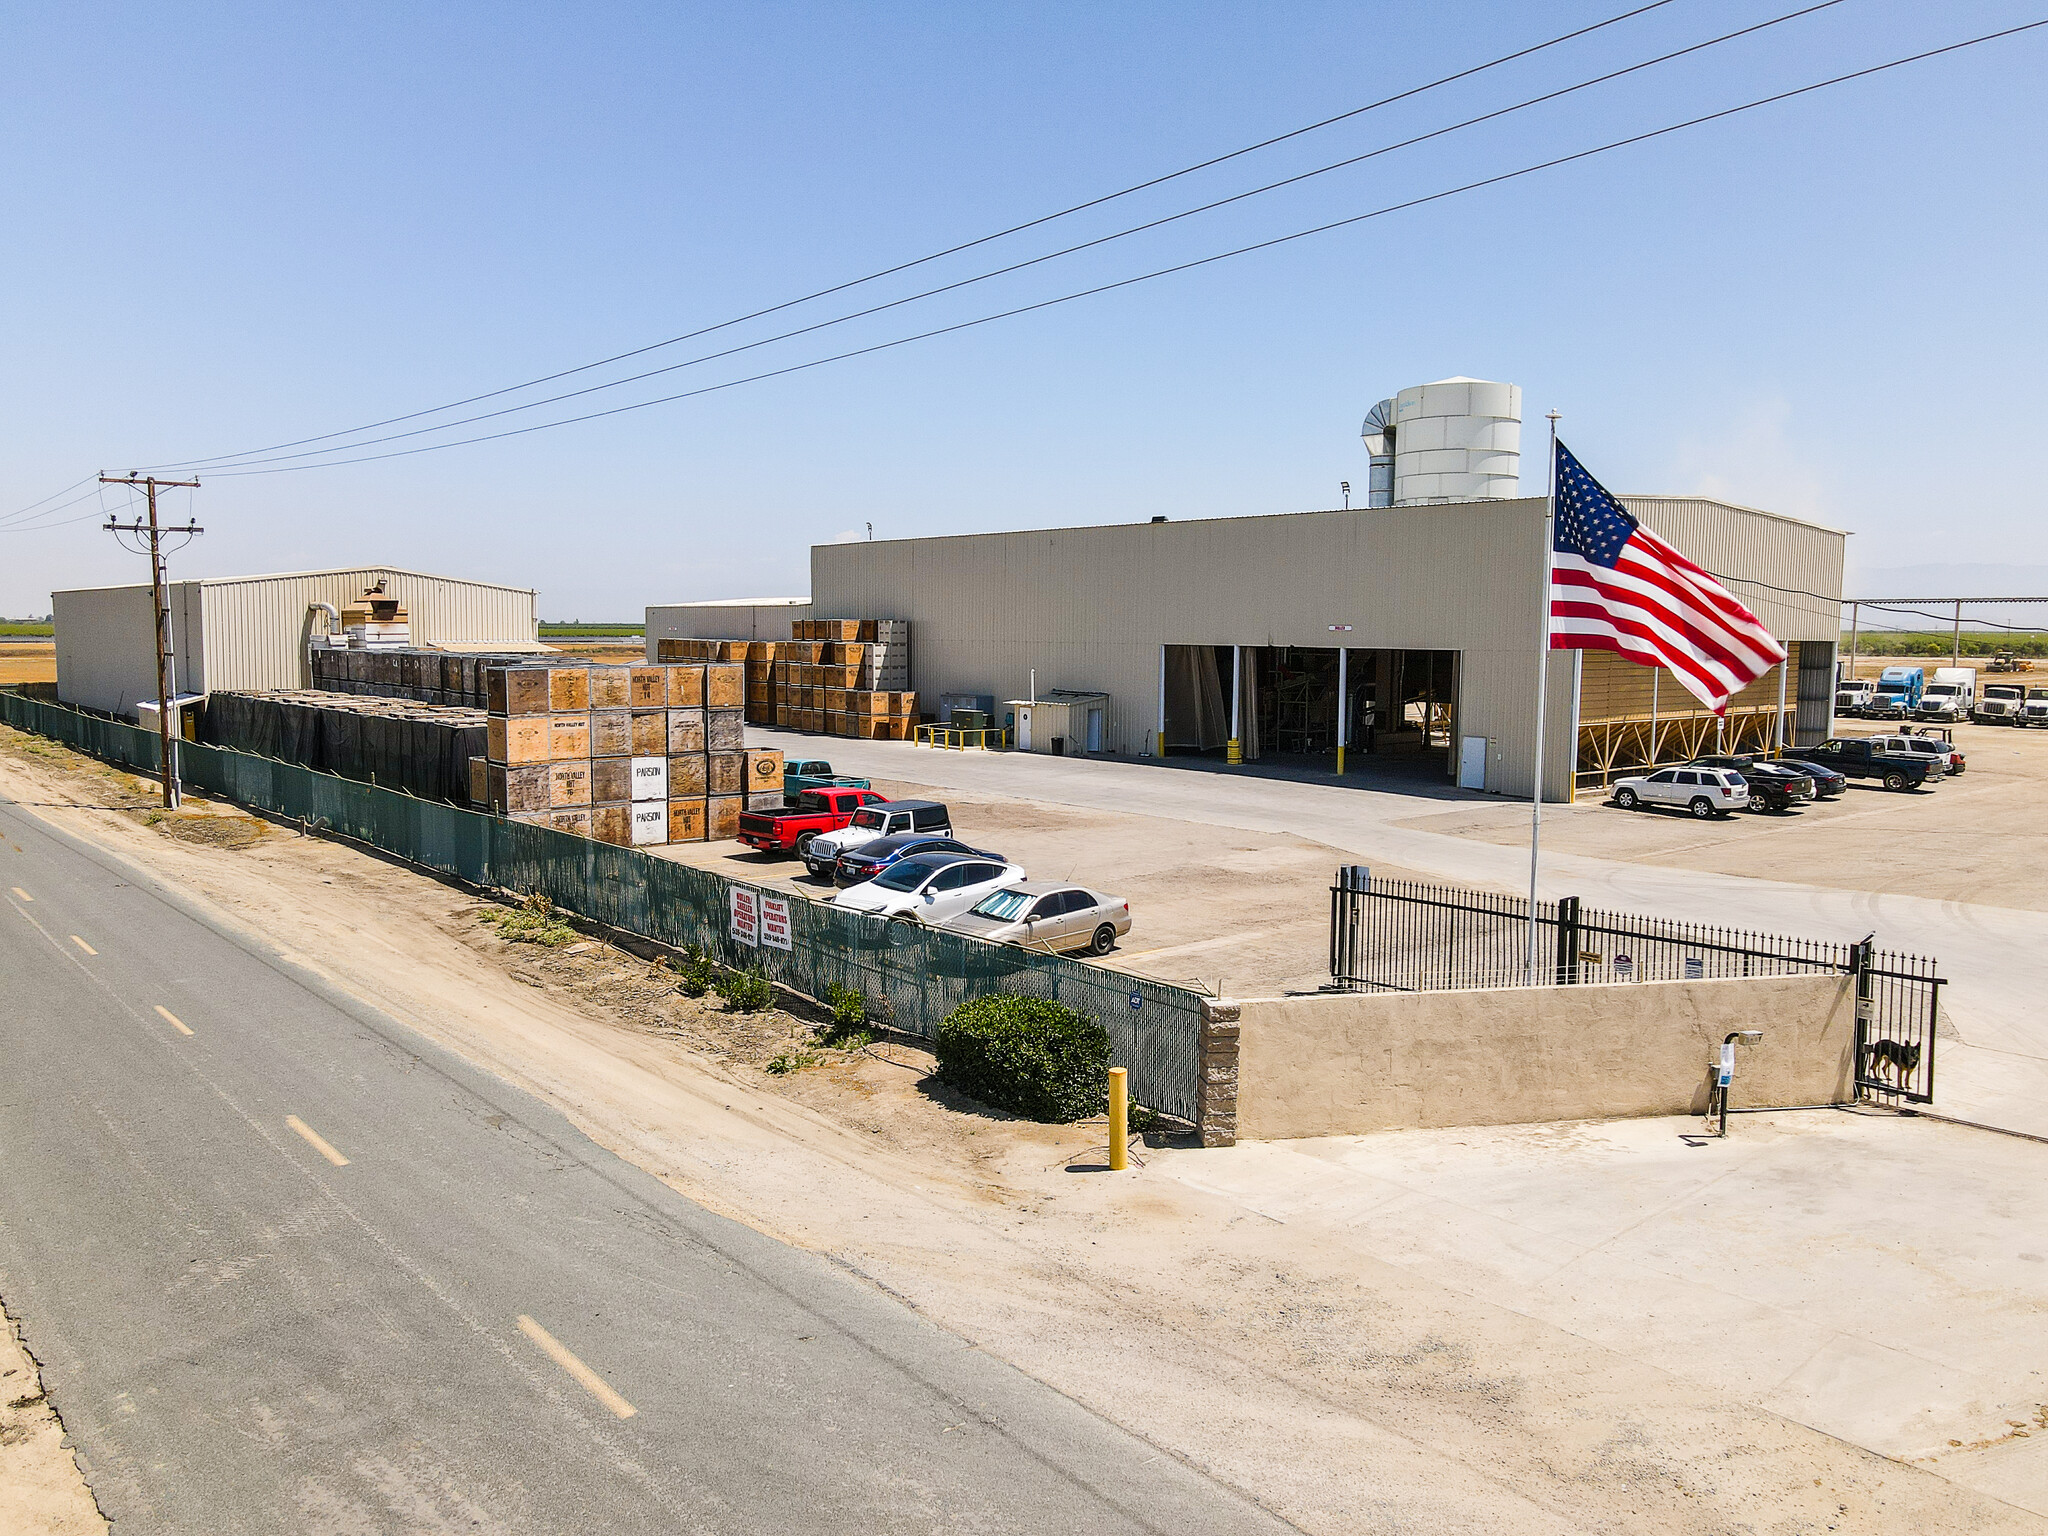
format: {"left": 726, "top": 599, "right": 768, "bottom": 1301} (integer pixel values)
{"left": 538, "top": 621, "right": 644, "bottom": 637}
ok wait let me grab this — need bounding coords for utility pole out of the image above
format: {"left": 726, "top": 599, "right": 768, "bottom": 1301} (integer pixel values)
{"left": 101, "top": 475, "right": 201, "bottom": 808}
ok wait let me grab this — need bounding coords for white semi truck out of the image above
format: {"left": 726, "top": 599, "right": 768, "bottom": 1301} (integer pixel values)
{"left": 1916, "top": 666, "right": 1977, "bottom": 722}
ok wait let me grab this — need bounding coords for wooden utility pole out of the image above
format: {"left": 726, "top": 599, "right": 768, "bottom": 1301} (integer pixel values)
{"left": 101, "top": 475, "right": 201, "bottom": 808}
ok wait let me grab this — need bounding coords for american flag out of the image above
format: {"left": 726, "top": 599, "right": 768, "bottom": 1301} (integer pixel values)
{"left": 1549, "top": 440, "right": 1786, "bottom": 714}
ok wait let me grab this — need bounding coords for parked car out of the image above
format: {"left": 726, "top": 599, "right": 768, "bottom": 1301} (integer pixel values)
{"left": 1794, "top": 737, "right": 1940, "bottom": 791}
{"left": 782, "top": 757, "right": 870, "bottom": 805}
{"left": 833, "top": 833, "right": 1001, "bottom": 886}
{"left": 1774, "top": 756, "right": 1849, "bottom": 799}
{"left": 1834, "top": 678, "right": 1877, "bottom": 717}
{"left": 736, "top": 786, "right": 887, "bottom": 858}
{"left": 1611, "top": 766, "right": 1750, "bottom": 818}
{"left": 830, "top": 852, "right": 1026, "bottom": 926}
{"left": 1977, "top": 682, "right": 2028, "bottom": 724}
{"left": 1686, "top": 755, "right": 1815, "bottom": 812}
{"left": 2025, "top": 687, "right": 2048, "bottom": 727}
{"left": 1898, "top": 728, "right": 1965, "bottom": 776}
{"left": 803, "top": 799, "right": 953, "bottom": 879}
{"left": 1915, "top": 666, "right": 1977, "bottom": 722}
{"left": 945, "top": 881, "right": 1132, "bottom": 956}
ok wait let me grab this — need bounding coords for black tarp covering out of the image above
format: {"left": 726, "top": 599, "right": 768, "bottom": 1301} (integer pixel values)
{"left": 203, "top": 691, "right": 487, "bottom": 805}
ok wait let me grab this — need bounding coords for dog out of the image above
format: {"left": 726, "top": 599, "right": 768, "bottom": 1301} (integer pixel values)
{"left": 1866, "top": 1037, "right": 1922, "bottom": 1085}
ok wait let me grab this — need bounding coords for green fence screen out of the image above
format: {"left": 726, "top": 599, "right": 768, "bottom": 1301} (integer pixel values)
{"left": 4, "top": 691, "right": 1205, "bottom": 1121}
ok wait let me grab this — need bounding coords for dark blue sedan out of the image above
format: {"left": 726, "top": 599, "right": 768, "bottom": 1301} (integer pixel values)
{"left": 833, "top": 834, "right": 1003, "bottom": 886}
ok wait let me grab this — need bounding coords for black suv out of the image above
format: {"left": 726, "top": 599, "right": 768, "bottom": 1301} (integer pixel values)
{"left": 1687, "top": 755, "right": 1815, "bottom": 813}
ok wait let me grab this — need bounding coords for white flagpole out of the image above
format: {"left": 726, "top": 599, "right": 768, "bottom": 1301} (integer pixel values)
{"left": 1526, "top": 411, "right": 1561, "bottom": 985}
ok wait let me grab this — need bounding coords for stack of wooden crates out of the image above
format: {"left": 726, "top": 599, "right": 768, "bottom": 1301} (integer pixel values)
{"left": 479, "top": 661, "right": 782, "bottom": 846}
{"left": 660, "top": 619, "right": 915, "bottom": 738}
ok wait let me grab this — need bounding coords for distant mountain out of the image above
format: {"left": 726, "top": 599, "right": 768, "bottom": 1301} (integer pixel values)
{"left": 1847, "top": 564, "right": 2048, "bottom": 599}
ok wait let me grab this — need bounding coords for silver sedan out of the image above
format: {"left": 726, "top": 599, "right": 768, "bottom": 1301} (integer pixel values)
{"left": 944, "top": 880, "right": 1132, "bottom": 956}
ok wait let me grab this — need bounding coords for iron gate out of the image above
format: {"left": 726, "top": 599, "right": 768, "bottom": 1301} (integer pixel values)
{"left": 1329, "top": 870, "right": 1941, "bottom": 1104}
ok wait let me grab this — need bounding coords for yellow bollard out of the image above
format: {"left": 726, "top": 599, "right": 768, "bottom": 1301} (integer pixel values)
{"left": 1336, "top": 743, "right": 1346, "bottom": 776}
{"left": 1225, "top": 738, "right": 1242, "bottom": 766}
{"left": 1108, "top": 1067, "right": 1129, "bottom": 1170}
{"left": 1156, "top": 729, "right": 1166, "bottom": 759}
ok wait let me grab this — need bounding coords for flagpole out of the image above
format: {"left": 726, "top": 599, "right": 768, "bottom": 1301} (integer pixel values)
{"left": 1526, "top": 410, "right": 1560, "bottom": 985}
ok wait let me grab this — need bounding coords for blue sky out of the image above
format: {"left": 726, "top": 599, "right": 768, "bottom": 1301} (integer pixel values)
{"left": 4, "top": 1, "right": 2044, "bottom": 617}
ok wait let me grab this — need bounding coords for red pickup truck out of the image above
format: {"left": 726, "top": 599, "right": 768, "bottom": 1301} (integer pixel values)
{"left": 737, "top": 786, "right": 887, "bottom": 857}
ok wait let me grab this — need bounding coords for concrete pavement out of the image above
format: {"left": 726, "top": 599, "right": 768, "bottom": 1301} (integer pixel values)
{"left": 0, "top": 792, "right": 1294, "bottom": 1535}
{"left": 761, "top": 730, "right": 2048, "bottom": 1136}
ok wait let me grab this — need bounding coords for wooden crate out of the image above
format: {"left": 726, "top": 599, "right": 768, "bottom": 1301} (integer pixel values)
{"left": 827, "top": 642, "right": 866, "bottom": 668}
{"left": 666, "top": 708, "right": 705, "bottom": 754}
{"left": 827, "top": 711, "right": 856, "bottom": 737}
{"left": 746, "top": 791, "right": 783, "bottom": 811}
{"left": 666, "top": 664, "right": 705, "bottom": 708}
{"left": 548, "top": 807, "right": 593, "bottom": 837}
{"left": 745, "top": 682, "right": 771, "bottom": 706}
{"left": 707, "top": 752, "right": 745, "bottom": 796}
{"left": 824, "top": 665, "right": 860, "bottom": 689}
{"left": 588, "top": 666, "right": 631, "bottom": 710}
{"left": 630, "top": 711, "right": 667, "bottom": 755}
{"left": 487, "top": 714, "right": 550, "bottom": 765}
{"left": 507, "top": 811, "right": 549, "bottom": 828}
{"left": 743, "top": 748, "right": 784, "bottom": 796}
{"left": 667, "top": 754, "right": 708, "bottom": 797}
{"left": 667, "top": 798, "right": 708, "bottom": 842}
{"left": 706, "top": 794, "right": 742, "bottom": 840}
{"left": 712, "top": 641, "right": 748, "bottom": 662}
{"left": 468, "top": 755, "right": 488, "bottom": 806}
{"left": 706, "top": 708, "right": 745, "bottom": 752}
{"left": 591, "top": 757, "right": 631, "bottom": 803}
{"left": 629, "top": 801, "right": 667, "bottom": 846}
{"left": 817, "top": 619, "right": 861, "bottom": 642}
{"left": 488, "top": 665, "right": 551, "bottom": 716}
{"left": 705, "top": 663, "right": 745, "bottom": 709}
{"left": 774, "top": 704, "right": 793, "bottom": 727}
{"left": 548, "top": 760, "right": 592, "bottom": 808}
{"left": 489, "top": 763, "right": 549, "bottom": 814}
{"left": 589, "top": 710, "right": 631, "bottom": 757}
{"left": 548, "top": 666, "right": 591, "bottom": 712}
{"left": 590, "top": 803, "right": 632, "bottom": 846}
{"left": 628, "top": 665, "right": 668, "bottom": 708}
{"left": 823, "top": 687, "right": 847, "bottom": 714}
{"left": 549, "top": 715, "right": 591, "bottom": 761}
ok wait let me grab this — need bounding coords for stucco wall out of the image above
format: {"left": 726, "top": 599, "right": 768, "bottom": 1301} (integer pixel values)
{"left": 1235, "top": 974, "right": 1854, "bottom": 1140}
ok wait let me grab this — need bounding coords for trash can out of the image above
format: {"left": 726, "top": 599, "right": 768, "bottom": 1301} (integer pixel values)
{"left": 1051, "top": 736, "right": 1065, "bottom": 757}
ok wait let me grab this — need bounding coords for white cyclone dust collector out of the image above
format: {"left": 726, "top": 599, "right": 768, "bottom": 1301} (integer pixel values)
{"left": 1359, "top": 378, "right": 1522, "bottom": 506}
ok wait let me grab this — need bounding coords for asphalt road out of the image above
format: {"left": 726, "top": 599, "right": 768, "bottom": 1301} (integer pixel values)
{"left": 0, "top": 794, "right": 1293, "bottom": 1535}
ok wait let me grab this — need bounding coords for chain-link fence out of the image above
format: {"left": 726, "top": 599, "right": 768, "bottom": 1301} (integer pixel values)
{"left": 4, "top": 690, "right": 1205, "bottom": 1120}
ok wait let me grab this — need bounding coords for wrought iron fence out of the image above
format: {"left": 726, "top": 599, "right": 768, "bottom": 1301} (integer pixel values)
{"left": 3, "top": 690, "right": 1206, "bottom": 1122}
{"left": 1329, "top": 868, "right": 1940, "bottom": 1104}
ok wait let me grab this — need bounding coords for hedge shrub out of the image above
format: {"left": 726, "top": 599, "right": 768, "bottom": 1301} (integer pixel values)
{"left": 934, "top": 994, "right": 1109, "bottom": 1122}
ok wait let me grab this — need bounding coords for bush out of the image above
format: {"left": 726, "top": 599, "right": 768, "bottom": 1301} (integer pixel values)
{"left": 479, "top": 893, "right": 578, "bottom": 947}
{"left": 676, "top": 949, "right": 717, "bottom": 998}
{"left": 935, "top": 994, "right": 1109, "bottom": 1122}
{"left": 716, "top": 967, "right": 774, "bottom": 1013}
{"left": 819, "top": 983, "right": 875, "bottom": 1049}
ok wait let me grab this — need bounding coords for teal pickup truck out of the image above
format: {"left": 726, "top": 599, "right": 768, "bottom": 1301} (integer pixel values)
{"left": 783, "top": 757, "right": 871, "bottom": 806}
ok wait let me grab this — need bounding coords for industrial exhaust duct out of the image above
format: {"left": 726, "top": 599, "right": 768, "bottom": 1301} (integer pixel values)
{"left": 1359, "top": 377, "right": 1522, "bottom": 506}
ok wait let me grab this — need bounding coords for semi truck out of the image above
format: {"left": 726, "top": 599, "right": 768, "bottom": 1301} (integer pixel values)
{"left": 1916, "top": 667, "right": 1976, "bottom": 722}
{"left": 1871, "top": 666, "right": 1924, "bottom": 719}
{"left": 1976, "top": 681, "right": 2027, "bottom": 724}
{"left": 1834, "top": 678, "right": 1877, "bottom": 717}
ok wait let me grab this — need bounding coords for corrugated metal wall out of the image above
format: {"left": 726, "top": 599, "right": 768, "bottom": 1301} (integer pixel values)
{"left": 55, "top": 567, "right": 536, "bottom": 716}
{"left": 811, "top": 496, "right": 1843, "bottom": 801}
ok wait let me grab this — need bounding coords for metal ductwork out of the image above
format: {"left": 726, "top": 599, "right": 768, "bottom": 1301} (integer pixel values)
{"left": 1359, "top": 397, "right": 1397, "bottom": 507}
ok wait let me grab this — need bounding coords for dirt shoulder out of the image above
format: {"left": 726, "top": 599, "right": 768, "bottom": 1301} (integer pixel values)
{"left": 2, "top": 723, "right": 2038, "bottom": 1534}
{"left": 0, "top": 1296, "right": 106, "bottom": 1535}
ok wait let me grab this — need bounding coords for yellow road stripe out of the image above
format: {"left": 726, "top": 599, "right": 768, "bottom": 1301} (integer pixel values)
{"left": 69, "top": 935, "right": 96, "bottom": 955}
{"left": 154, "top": 1004, "right": 194, "bottom": 1036}
{"left": 285, "top": 1115, "right": 349, "bottom": 1167}
{"left": 10, "top": 887, "right": 30, "bottom": 901}
{"left": 517, "top": 1315, "right": 637, "bottom": 1419}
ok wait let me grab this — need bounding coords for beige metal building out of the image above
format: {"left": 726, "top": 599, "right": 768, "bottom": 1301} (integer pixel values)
{"left": 644, "top": 598, "right": 811, "bottom": 654}
{"left": 808, "top": 495, "right": 1845, "bottom": 801}
{"left": 54, "top": 566, "right": 539, "bottom": 719}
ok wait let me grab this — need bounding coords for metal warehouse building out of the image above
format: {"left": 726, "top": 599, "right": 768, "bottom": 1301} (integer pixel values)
{"left": 54, "top": 566, "right": 540, "bottom": 719}
{"left": 809, "top": 493, "right": 1842, "bottom": 800}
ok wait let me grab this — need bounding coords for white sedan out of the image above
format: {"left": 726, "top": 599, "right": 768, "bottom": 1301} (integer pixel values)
{"left": 830, "top": 852, "right": 1026, "bottom": 925}
{"left": 1610, "top": 766, "right": 1749, "bottom": 818}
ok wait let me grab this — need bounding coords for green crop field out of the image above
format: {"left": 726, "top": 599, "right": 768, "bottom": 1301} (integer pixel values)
{"left": 538, "top": 622, "right": 645, "bottom": 637}
{"left": 0, "top": 621, "right": 55, "bottom": 637}
{"left": 1843, "top": 630, "right": 2048, "bottom": 658}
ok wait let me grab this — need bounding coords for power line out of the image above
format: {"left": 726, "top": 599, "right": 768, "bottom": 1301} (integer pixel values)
{"left": 0, "top": 483, "right": 123, "bottom": 534}
{"left": 1, "top": 474, "right": 98, "bottom": 523}
{"left": 170, "top": 0, "right": 1847, "bottom": 475}
{"left": 199, "top": 17, "right": 2048, "bottom": 480}
{"left": 146, "top": 0, "right": 1684, "bottom": 471}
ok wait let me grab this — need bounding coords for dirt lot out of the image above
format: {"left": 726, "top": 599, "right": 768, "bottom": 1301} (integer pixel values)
{"left": 1400, "top": 717, "right": 2048, "bottom": 913}
{"left": 0, "top": 642, "right": 56, "bottom": 687}
{"left": 5, "top": 723, "right": 2039, "bottom": 1533}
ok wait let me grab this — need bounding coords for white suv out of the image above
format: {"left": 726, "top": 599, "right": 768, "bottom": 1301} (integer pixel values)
{"left": 1611, "top": 767, "right": 1749, "bottom": 818}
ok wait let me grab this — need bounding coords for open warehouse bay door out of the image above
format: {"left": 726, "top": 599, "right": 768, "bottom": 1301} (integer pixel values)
{"left": 1161, "top": 645, "right": 1458, "bottom": 779}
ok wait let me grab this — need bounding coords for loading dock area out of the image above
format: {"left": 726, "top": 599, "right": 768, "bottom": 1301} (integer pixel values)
{"left": 807, "top": 491, "right": 1843, "bottom": 800}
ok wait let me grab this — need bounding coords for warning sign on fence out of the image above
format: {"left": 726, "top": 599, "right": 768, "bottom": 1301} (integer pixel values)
{"left": 730, "top": 886, "right": 759, "bottom": 946}
{"left": 761, "top": 894, "right": 792, "bottom": 951}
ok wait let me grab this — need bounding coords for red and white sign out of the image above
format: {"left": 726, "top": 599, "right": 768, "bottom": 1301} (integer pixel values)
{"left": 729, "top": 886, "right": 759, "bottom": 946}
{"left": 760, "top": 894, "right": 792, "bottom": 951}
